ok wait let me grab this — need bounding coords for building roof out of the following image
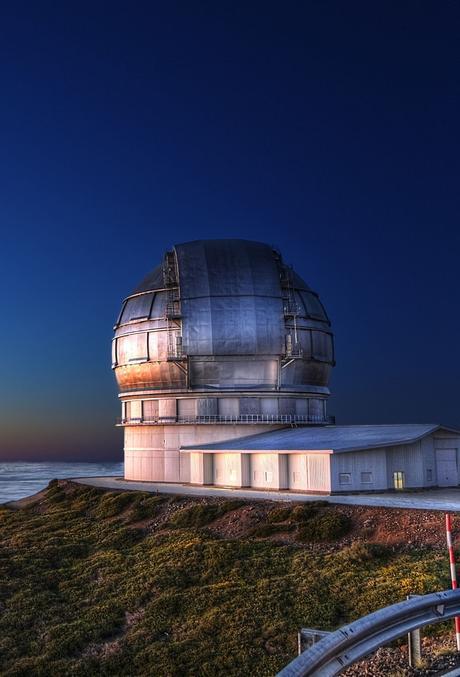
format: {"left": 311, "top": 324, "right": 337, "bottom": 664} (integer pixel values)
{"left": 182, "top": 424, "right": 460, "bottom": 454}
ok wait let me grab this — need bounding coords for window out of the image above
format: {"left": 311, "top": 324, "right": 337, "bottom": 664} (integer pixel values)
{"left": 393, "top": 471, "right": 405, "bottom": 490}
{"left": 142, "top": 400, "right": 159, "bottom": 422}
{"left": 111, "top": 339, "right": 117, "bottom": 368}
{"left": 360, "top": 472, "right": 373, "bottom": 484}
{"left": 119, "top": 293, "right": 154, "bottom": 324}
{"left": 311, "top": 331, "right": 333, "bottom": 362}
{"left": 116, "top": 333, "right": 148, "bottom": 365}
{"left": 426, "top": 468, "right": 433, "bottom": 482}
{"left": 339, "top": 473, "right": 351, "bottom": 485}
{"left": 264, "top": 471, "right": 273, "bottom": 483}
{"left": 301, "top": 291, "right": 328, "bottom": 321}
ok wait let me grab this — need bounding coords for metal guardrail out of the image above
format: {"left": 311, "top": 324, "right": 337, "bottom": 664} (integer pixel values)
{"left": 277, "top": 589, "right": 460, "bottom": 677}
{"left": 116, "top": 415, "right": 335, "bottom": 426}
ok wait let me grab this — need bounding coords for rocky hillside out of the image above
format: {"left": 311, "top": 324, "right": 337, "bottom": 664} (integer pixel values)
{"left": 0, "top": 480, "right": 459, "bottom": 676}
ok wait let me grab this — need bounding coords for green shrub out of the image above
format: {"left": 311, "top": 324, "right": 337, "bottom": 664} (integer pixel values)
{"left": 250, "top": 523, "right": 295, "bottom": 538}
{"left": 0, "top": 482, "right": 452, "bottom": 677}
{"left": 290, "top": 504, "right": 317, "bottom": 522}
{"left": 297, "top": 512, "right": 351, "bottom": 542}
{"left": 336, "top": 541, "right": 380, "bottom": 563}
{"left": 171, "top": 504, "right": 221, "bottom": 528}
{"left": 102, "top": 527, "right": 146, "bottom": 550}
{"left": 267, "top": 507, "right": 292, "bottom": 523}
{"left": 131, "top": 495, "right": 167, "bottom": 520}
{"left": 94, "top": 492, "right": 137, "bottom": 519}
{"left": 219, "top": 499, "right": 245, "bottom": 513}
{"left": 170, "top": 500, "right": 245, "bottom": 528}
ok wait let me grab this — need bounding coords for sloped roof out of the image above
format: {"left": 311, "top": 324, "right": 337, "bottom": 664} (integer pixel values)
{"left": 182, "top": 424, "right": 460, "bottom": 454}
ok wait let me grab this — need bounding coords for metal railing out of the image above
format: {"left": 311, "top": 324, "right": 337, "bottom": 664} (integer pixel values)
{"left": 277, "top": 589, "right": 460, "bottom": 677}
{"left": 116, "top": 414, "right": 335, "bottom": 426}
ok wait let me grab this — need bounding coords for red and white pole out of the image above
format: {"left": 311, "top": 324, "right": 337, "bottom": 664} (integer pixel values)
{"left": 445, "top": 513, "right": 460, "bottom": 651}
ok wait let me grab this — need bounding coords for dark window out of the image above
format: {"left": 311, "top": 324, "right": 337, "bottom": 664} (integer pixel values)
{"left": 312, "top": 332, "right": 333, "bottom": 362}
{"left": 120, "top": 293, "right": 154, "bottom": 323}
{"left": 111, "top": 339, "right": 117, "bottom": 367}
{"left": 300, "top": 291, "right": 328, "bottom": 321}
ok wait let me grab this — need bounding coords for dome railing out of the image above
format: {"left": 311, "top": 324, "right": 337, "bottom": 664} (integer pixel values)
{"left": 116, "top": 414, "right": 335, "bottom": 426}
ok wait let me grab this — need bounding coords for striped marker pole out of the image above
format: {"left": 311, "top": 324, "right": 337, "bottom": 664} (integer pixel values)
{"left": 445, "top": 513, "right": 460, "bottom": 651}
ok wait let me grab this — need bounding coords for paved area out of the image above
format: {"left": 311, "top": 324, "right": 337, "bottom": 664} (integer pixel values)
{"left": 71, "top": 476, "right": 460, "bottom": 511}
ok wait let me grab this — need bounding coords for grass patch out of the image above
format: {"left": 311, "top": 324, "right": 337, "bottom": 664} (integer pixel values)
{"left": 0, "top": 482, "right": 451, "bottom": 676}
{"left": 250, "top": 523, "right": 296, "bottom": 538}
{"left": 297, "top": 512, "right": 351, "bottom": 542}
{"left": 267, "top": 507, "right": 292, "bottom": 523}
{"left": 170, "top": 500, "right": 245, "bottom": 528}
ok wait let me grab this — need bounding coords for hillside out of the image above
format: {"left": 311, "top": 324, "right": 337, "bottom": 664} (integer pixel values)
{"left": 0, "top": 481, "right": 460, "bottom": 676}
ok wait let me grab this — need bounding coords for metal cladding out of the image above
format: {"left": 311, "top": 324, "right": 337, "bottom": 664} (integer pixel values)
{"left": 112, "top": 239, "right": 335, "bottom": 482}
{"left": 113, "top": 239, "right": 334, "bottom": 395}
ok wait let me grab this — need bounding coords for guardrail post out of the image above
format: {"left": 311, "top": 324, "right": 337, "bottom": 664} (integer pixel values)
{"left": 297, "top": 629, "right": 332, "bottom": 655}
{"left": 407, "top": 595, "right": 422, "bottom": 667}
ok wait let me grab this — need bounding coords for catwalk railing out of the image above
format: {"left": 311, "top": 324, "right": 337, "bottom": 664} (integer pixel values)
{"left": 116, "top": 414, "right": 335, "bottom": 426}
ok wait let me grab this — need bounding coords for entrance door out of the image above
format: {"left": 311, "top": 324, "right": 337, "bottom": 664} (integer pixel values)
{"left": 436, "top": 449, "right": 458, "bottom": 487}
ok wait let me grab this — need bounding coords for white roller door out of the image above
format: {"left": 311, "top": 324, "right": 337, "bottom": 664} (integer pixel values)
{"left": 436, "top": 448, "right": 458, "bottom": 487}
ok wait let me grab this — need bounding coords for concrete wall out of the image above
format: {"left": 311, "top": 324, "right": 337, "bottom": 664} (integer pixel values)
{"left": 308, "top": 453, "right": 332, "bottom": 492}
{"left": 250, "top": 454, "right": 289, "bottom": 490}
{"left": 287, "top": 453, "right": 331, "bottom": 492}
{"left": 126, "top": 426, "right": 460, "bottom": 492}
{"left": 124, "top": 423, "right": 279, "bottom": 483}
{"left": 289, "top": 454, "right": 308, "bottom": 490}
{"left": 159, "top": 398, "right": 176, "bottom": 421}
{"left": 177, "top": 398, "right": 196, "bottom": 418}
{"left": 189, "top": 452, "right": 213, "bottom": 485}
{"left": 213, "top": 453, "right": 246, "bottom": 487}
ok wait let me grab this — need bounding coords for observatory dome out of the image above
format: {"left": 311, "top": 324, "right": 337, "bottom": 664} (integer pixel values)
{"left": 112, "top": 239, "right": 335, "bottom": 482}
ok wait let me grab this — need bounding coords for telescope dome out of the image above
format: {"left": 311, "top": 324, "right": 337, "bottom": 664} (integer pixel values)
{"left": 112, "top": 239, "right": 335, "bottom": 483}
{"left": 112, "top": 239, "right": 334, "bottom": 395}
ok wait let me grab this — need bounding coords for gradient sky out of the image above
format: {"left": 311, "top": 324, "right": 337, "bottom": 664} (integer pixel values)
{"left": 1, "top": 2, "right": 459, "bottom": 461}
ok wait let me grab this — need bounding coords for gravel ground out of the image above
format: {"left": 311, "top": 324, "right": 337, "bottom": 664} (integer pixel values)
{"left": 342, "top": 637, "right": 460, "bottom": 676}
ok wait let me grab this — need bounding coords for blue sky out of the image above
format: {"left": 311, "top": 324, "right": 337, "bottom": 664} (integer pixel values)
{"left": 1, "top": 1, "right": 459, "bottom": 459}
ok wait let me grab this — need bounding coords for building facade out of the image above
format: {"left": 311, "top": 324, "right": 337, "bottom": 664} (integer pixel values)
{"left": 112, "top": 239, "right": 335, "bottom": 483}
{"left": 112, "top": 240, "right": 459, "bottom": 493}
{"left": 183, "top": 425, "right": 460, "bottom": 493}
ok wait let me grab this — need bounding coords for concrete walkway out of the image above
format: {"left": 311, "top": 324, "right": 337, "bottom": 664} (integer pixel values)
{"left": 71, "top": 476, "right": 460, "bottom": 511}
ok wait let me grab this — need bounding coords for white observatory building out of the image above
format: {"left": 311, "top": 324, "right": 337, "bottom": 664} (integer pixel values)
{"left": 112, "top": 239, "right": 460, "bottom": 493}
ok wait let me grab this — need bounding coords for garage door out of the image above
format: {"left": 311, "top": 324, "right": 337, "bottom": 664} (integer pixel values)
{"left": 436, "top": 449, "right": 458, "bottom": 487}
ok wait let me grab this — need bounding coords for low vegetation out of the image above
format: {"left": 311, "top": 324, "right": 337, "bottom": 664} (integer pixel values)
{"left": 0, "top": 481, "right": 454, "bottom": 675}
{"left": 169, "top": 499, "right": 245, "bottom": 528}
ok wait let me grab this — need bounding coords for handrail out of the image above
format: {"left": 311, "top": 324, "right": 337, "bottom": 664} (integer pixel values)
{"left": 116, "top": 414, "right": 335, "bottom": 426}
{"left": 277, "top": 589, "right": 460, "bottom": 677}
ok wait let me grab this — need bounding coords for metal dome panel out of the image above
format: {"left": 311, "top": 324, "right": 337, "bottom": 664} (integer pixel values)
{"left": 176, "top": 240, "right": 285, "bottom": 356}
{"left": 113, "top": 238, "right": 334, "bottom": 395}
